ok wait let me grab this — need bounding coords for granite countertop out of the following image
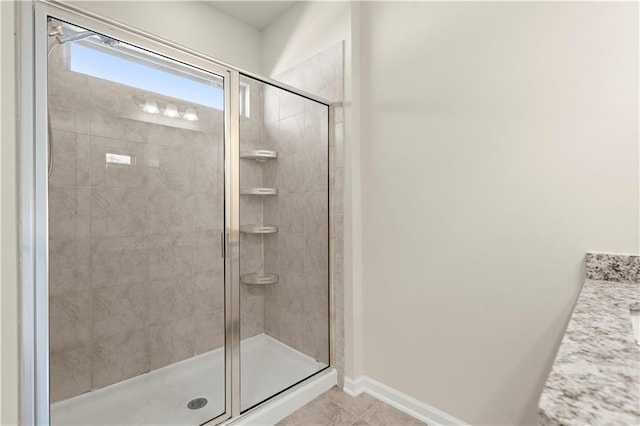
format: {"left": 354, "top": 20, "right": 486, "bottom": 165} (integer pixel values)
{"left": 538, "top": 279, "right": 640, "bottom": 425}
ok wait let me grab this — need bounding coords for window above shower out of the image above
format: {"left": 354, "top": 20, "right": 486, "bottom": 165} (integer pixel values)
{"left": 51, "top": 20, "right": 249, "bottom": 128}
{"left": 69, "top": 43, "right": 224, "bottom": 110}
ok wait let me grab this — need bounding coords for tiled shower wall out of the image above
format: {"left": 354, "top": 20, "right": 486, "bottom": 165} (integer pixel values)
{"left": 239, "top": 73, "right": 330, "bottom": 355}
{"left": 260, "top": 84, "right": 330, "bottom": 363}
{"left": 239, "top": 77, "right": 267, "bottom": 339}
{"left": 47, "top": 39, "right": 344, "bottom": 403}
{"left": 48, "top": 46, "right": 228, "bottom": 402}
{"left": 262, "top": 42, "right": 345, "bottom": 373}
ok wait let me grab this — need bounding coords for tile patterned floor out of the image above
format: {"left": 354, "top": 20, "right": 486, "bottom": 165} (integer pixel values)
{"left": 277, "top": 386, "right": 427, "bottom": 426}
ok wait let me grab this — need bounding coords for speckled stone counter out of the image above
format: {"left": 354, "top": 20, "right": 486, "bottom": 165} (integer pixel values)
{"left": 538, "top": 278, "right": 640, "bottom": 425}
{"left": 585, "top": 253, "right": 640, "bottom": 283}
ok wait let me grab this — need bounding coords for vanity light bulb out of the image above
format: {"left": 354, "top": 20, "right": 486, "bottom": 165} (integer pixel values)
{"left": 142, "top": 100, "right": 159, "bottom": 114}
{"left": 164, "top": 103, "right": 180, "bottom": 118}
{"left": 183, "top": 108, "right": 198, "bottom": 121}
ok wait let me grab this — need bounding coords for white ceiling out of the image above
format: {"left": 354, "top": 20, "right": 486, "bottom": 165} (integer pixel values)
{"left": 205, "top": 1, "right": 300, "bottom": 31}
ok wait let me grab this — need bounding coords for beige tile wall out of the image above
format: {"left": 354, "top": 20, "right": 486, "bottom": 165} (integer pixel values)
{"left": 48, "top": 47, "right": 227, "bottom": 402}
{"left": 261, "top": 42, "right": 344, "bottom": 370}
{"left": 48, "top": 40, "right": 344, "bottom": 404}
{"left": 239, "top": 77, "right": 267, "bottom": 339}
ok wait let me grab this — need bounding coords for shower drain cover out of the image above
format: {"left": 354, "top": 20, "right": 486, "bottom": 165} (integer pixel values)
{"left": 187, "top": 398, "right": 208, "bottom": 410}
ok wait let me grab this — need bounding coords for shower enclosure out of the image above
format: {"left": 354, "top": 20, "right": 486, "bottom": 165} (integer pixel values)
{"left": 22, "top": 2, "right": 332, "bottom": 425}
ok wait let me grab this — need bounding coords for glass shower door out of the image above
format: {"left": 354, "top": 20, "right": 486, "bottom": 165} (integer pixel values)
{"left": 46, "top": 19, "right": 228, "bottom": 425}
{"left": 238, "top": 75, "right": 330, "bottom": 412}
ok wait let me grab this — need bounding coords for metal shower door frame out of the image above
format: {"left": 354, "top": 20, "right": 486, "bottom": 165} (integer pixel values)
{"left": 20, "top": 1, "right": 334, "bottom": 425}
{"left": 23, "top": 1, "right": 240, "bottom": 424}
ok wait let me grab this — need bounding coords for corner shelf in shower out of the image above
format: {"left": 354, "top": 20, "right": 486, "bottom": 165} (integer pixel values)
{"left": 241, "top": 273, "right": 279, "bottom": 285}
{"left": 240, "top": 225, "right": 278, "bottom": 234}
{"left": 240, "top": 187, "right": 278, "bottom": 196}
{"left": 240, "top": 149, "right": 278, "bottom": 161}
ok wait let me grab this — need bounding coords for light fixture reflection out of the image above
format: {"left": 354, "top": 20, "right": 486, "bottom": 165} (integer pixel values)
{"left": 183, "top": 108, "right": 198, "bottom": 121}
{"left": 138, "top": 98, "right": 198, "bottom": 123}
{"left": 164, "top": 103, "right": 179, "bottom": 118}
{"left": 142, "top": 100, "right": 159, "bottom": 114}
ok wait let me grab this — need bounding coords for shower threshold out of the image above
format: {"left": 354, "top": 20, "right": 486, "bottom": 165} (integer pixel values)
{"left": 51, "top": 334, "right": 327, "bottom": 425}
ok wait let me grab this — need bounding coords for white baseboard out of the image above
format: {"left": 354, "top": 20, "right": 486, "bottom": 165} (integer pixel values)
{"left": 227, "top": 368, "right": 337, "bottom": 426}
{"left": 344, "top": 376, "right": 468, "bottom": 426}
{"left": 343, "top": 376, "right": 366, "bottom": 397}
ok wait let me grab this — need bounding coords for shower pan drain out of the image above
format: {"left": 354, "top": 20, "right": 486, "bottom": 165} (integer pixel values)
{"left": 187, "top": 398, "right": 208, "bottom": 410}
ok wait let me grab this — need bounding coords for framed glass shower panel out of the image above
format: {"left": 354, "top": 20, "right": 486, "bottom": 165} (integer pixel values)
{"left": 26, "top": 3, "right": 334, "bottom": 424}
{"left": 43, "top": 14, "right": 229, "bottom": 426}
{"left": 238, "top": 74, "right": 330, "bottom": 412}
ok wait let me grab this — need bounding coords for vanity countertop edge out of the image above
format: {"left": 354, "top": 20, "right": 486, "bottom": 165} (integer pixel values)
{"left": 538, "top": 278, "right": 640, "bottom": 425}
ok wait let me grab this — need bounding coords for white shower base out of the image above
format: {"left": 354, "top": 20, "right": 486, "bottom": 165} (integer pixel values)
{"left": 51, "top": 334, "right": 327, "bottom": 425}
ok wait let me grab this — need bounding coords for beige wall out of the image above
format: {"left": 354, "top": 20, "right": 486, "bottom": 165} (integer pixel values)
{"left": 358, "top": 2, "right": 638, "bottom": 425}
{"left": 69, "top": 1, "right": 262, "bottom": 73}
{"left": 345, "top": 2, "right": 363, "bottom": 384}
{"left": 1, "top": 0, "right": 5, "bottom": 419}
{"left": 262, "top": 2, "right": 350, "bottom": 77}
{"left": 1, "top": 0, "right": 20, "bottom": 424}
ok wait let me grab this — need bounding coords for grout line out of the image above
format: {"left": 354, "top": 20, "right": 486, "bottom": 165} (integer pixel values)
{"left": 322, "top": 389, "right": 381, "bottom": 422}
{"left": 87, "top": 126, "right": 95, "bottom": 391}
{"left": 358, "top": 399, "right": 381, "bottom": 420}
{"left": 323, "top": 397, "right": 363, "bottom": 419}
{"left": 322, "top": 398, "right": 363, "bottom": 423}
